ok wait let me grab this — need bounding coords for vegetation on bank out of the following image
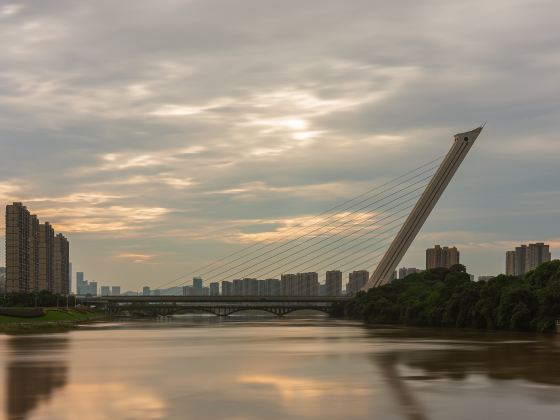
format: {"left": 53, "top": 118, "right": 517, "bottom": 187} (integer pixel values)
{"left": 0, "top": 291, "right": 78, "bottom": 308}
{"left": 0, "top": 292, "right": 104, "bottom": 332}
{"left": 0, "top": 308, "right": 104, "bottom": 333}
{"left": 331, "top": 260, "right": 560, "bottom": 332}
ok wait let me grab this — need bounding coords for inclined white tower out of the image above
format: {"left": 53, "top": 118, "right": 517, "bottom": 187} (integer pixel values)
{"left": 364, "top": 126, "right": 484, "bottom": 289}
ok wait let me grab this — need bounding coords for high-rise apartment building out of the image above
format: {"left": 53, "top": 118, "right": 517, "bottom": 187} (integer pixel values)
{"left": 325, "top": 270, "right": 342, "bottom": 296}
{"left": 38, "top": 223, "right": 55, "bottom": 292}
{"left": 76, "top": 272, "right": 87, "bottom": 295}
{"left": 506, "top": 243, "right": 551, "bottom": 276}
{"left": 232, "top": 279, "right": 243, "bottom": 295}
{"left": 426, "top": 245, "right": 460, "bottom": 270}
{"left": 221, "top": 281, "right": 232, "bottom": 296}
{"left": 142, "top": 286, "right": 151, "bottom": 296}
{"left": 242, "top": 278, "right": 258, "bottom": 296}
{"left": 296, "top": 272, "right": 319, "bottom": 296}
{"left": 0, "top": 267, "right": 6, "bottom": 293}
{"left": 68, "top": 262, "right": 72, "bottom": 294}
{"left": 100, "top": 286, "right": 111, "bottom": 296}
{"left": 209, "top": 282, "right": 220, "bottom": 296}
{"left": 398, "top": 267, "right": 421, "bottom": 279}
{"left": 111, "top": 286, "right": 121, "bottom": 296}
{"left": 53, "top": 233, "right": 69, "bottom": 295}
{"left": 506, "top": 251, "right": 516, "bottom": 276}
{"left": 28, "top": 215, "right": 40, "bottom": 292}
{"left": 514, "top": 245, "right": 528, "bottom": 277}
{"left": 193, "top": 277, "right": 203, "bottom": 296}
{"left": 527, "top": 243, "right": 551, "bottom": 271}
{"left": 346, "top": 270, "right": 369, "bottom": 295}
{"left": 89, "top": 281, "right": 97, "bottom": 296}
{"left": 280, "top": 274, "right": 297, "bottom": 296}
{"left": 5, "top": 203, "right": 69, "bottom": 294}
{"left": 5, "top": 203, "right": 33, "bottom": 293}
{"left": 265, "top": 279, "right": 281, "bottom": 296}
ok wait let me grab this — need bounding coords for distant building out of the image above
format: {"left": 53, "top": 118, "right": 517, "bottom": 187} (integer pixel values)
{"left": 478, "top": 276, "right": 495, "bottom": 282}
{"left": 426, "top": 245, "right": 460, "bottom": 270}
{"left": 88, "top": 281, "right": 97, "bottom": 296}
{"left": 232, "top": 279, "right": 243, "bottom": 295}
{"left": 506, "top": 251, "right": 516, "bottom": 276}
{"left": 38, "top": 222, "right": 55, "bottom": 292}
{"left": 242, "top": 278, "right": 258, "bottom": 296}
{"left": 296, "top": 272, "right": 319, "bottom": 296}
{"left": 100, "top": 286, "right": 111, "bottom": 296}
{"left": 257, "top": 280, "right": 267, "bottom": 296}
{"left": 398, "top": 267, "right": 421, "bottom": 279}
{"left": 515, "top": 245, "right": 528, "bottom": 276}
{"left": 346, "top": 270, "right": 369, "bottom": 295}
{"left": 68, "top": 262, "right": 72, "bottom": 294}
{"left": 527, "top": 243, "right": 552, "bottom": 272}
{"left": 209, "top": 282, "right": 220, "bottom": 296}
{"left": 0, "top": 267, "right": 6, "bottom": 293}
{"left": 5, "top": 203, "right": 35, "bottom": 293}
{"left": 280, "top": 274, "right": 297, "bottom": 296}
{"left": 192, "top": 277, "right": 203, "bottom": 296}
{"left": 142, "top": 286, "right": 151, "bottom": 296}
{"left": 76, "top": 272, "right": 87, "bottom": 295}
{"left": 182, "top": 286, "right": 193, "bottom": 296}
{"left": 153, "top": 289, "right": 161, "bottom": 296}
{"left": 506, "top": 243, "right": 551, "bottom": 276}
{"left": 111, "top": 286, "right": 121, "bottom": 296}
{"left": 53, "top": 233, "right": 69, "bottom": 294}
{"left": 325, "top": 270, "right": 342, "bottom": 296}
{"left": 265, "top": 279, "right": 281, "bottom": 296}
{"left": 202, "top": 286, "right": 209, "bottom": 296}
{"left": 221, "top": 281, "right": 232, "bottom": 296}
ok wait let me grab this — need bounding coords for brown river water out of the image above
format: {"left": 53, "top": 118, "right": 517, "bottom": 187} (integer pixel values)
{"left": 1, "top": 316, "right": 559, "bottom": 420}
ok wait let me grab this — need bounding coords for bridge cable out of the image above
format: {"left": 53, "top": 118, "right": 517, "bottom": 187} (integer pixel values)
{"left": 175, "top": 180, "right": 429, "bottom": 287}
{"left": 153, "top": 156, "right": 443, "bottom": 291}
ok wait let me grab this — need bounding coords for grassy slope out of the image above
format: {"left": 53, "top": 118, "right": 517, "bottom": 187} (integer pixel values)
{"left": 0, "top": 308, "right": 102, "bottom": 324}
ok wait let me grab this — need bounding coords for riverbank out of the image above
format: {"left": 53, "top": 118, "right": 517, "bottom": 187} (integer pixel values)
{"left": 0, "top": 308, "right": 106, "bottom": 333}
{"left": 331, "top": 261, "right": 560, "bottom": 333}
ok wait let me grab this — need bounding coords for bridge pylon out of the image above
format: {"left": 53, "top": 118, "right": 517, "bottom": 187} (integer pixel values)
{"left": 364, "top": 126, "right": 484, "bottom": 289}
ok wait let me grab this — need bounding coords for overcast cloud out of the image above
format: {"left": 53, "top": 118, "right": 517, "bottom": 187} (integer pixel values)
{"left": 1, "top": 0, "right": 559, "bottom": 290}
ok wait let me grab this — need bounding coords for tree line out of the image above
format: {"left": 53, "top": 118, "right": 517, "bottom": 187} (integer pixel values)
{"left": 331, "top": 260, "right": 560, "bottom": 332}
{"left": 1, "top": 291, "right": 78, "bottom": 308}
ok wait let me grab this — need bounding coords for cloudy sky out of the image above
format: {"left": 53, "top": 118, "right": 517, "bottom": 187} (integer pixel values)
{"left": 1, "top": 0, "right": 559, "bottom": 291}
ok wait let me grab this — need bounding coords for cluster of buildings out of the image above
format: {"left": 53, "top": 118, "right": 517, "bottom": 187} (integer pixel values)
{"left": 76, "top": 272, "right": 97, "bottom": 296}
{"left": 76, "top": 271, "right": 124, "bottom": 297}
{"left": 2, "top": 201, "right": 554, "bottom": 298}
{"left": 177, "top": 269, "right": 405, "bottom": 297}
{"left": 506, "top": 243, "right": 551, "bottom": 276}
{"left": 426, "top": 245, "right": 460, "bottom": 270}
{"left": 168, "top": 242, "right": 555, "bottom": 297}
{"left": 4, "top": 203, "right": 70, "bottom": 294}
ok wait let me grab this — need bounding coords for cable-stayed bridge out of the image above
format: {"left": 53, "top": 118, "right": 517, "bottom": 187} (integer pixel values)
{"left": 85, "top": 127, "right": 483, "bottom": 316}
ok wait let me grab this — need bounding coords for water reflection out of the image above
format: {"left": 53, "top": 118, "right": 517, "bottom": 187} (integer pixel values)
{"left": 370, "top": 328, "right": 560, "bottom": 385}
{"left": 5, "top": 335, "right": 68, "bottom": 420}
{"left": 1, "top": 319, "right": 560, "bottom": 420}
{"left": 370, "top": 328, "right": 560, "bottom": 420}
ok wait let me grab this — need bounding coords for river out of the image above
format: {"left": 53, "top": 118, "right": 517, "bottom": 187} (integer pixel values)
{"left": 1, "top": 316, "right": 559, "bottom": 420}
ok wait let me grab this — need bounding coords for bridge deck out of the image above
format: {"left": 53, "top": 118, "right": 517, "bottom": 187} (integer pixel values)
{"left": 81, "top": 296, "right": 350, "bottom": 304}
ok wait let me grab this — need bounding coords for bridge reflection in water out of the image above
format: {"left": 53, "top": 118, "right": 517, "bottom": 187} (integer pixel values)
{"left": 81, "top": 296, "right": 350, "bottom": 317}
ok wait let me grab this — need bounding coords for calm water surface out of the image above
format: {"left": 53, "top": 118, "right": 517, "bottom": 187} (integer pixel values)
{"left": 1, "top": 316, "right": 559, "bottom": 420}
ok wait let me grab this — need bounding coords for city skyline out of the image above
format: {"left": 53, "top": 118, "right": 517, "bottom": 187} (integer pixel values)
{"left": 1, "top": 1, "right": 559, "bottom": 291}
